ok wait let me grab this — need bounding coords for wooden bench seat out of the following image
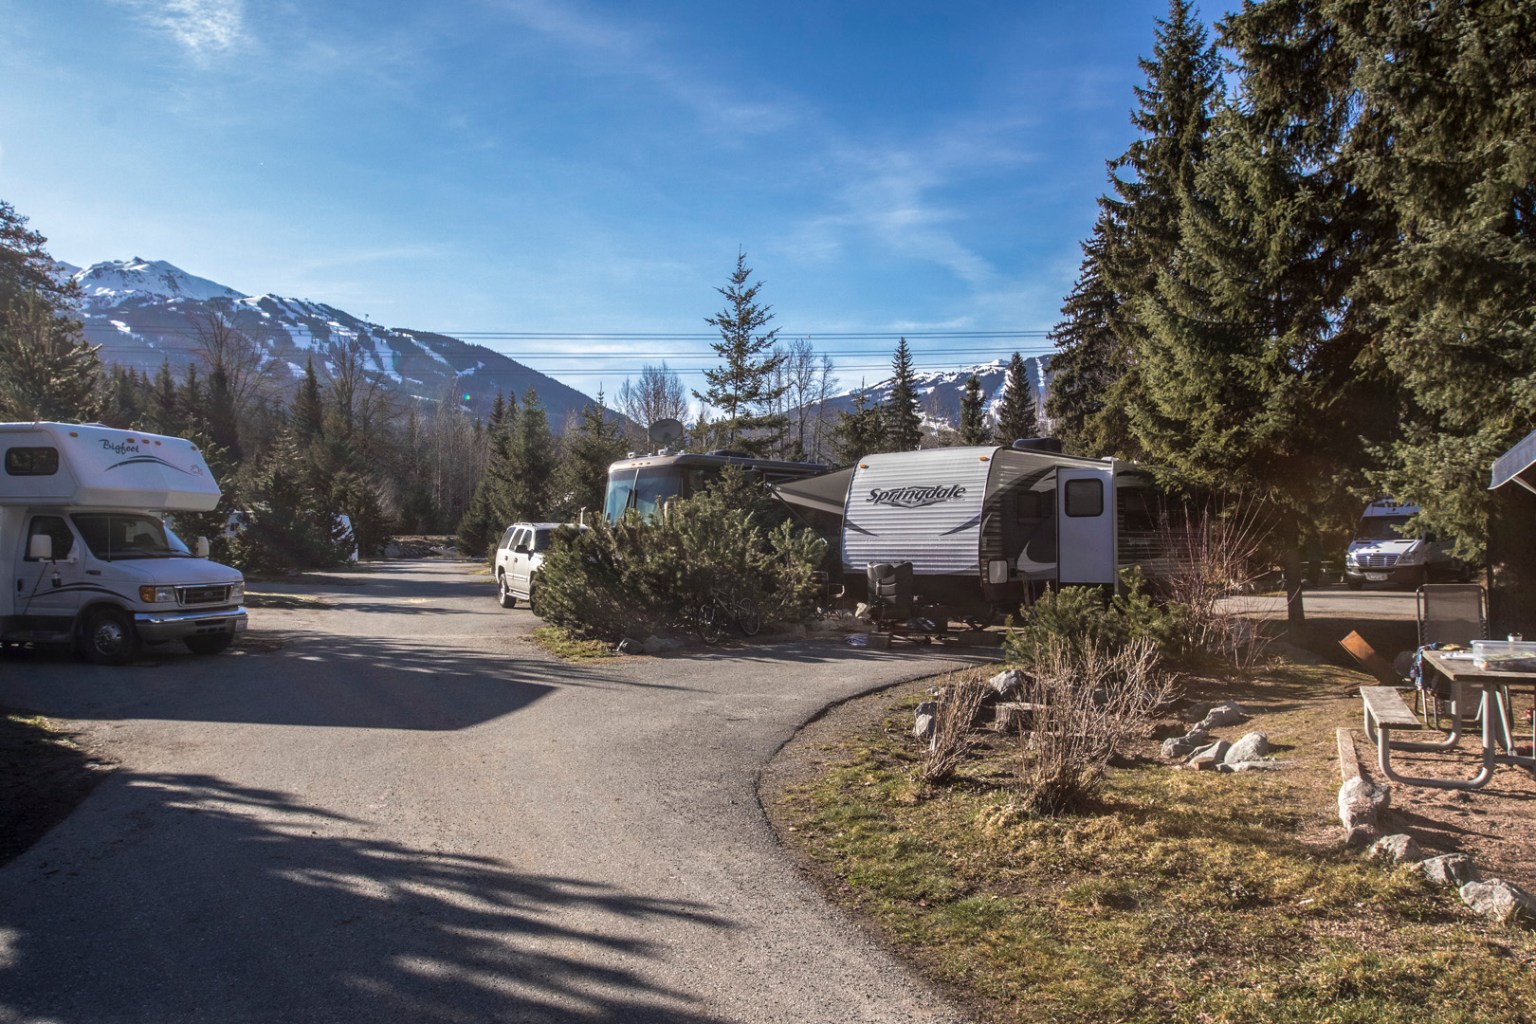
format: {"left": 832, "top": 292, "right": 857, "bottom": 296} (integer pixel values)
{"left": 1360, "top": 686, "right": 1424, "bottom": 733}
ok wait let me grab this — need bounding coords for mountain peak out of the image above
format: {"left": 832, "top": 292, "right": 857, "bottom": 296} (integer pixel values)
{"left": 73, "top": 258, "right": 248, "bottom": 305}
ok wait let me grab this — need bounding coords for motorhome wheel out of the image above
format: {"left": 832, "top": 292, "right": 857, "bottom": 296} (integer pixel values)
{"left": 185, "top": 633, "right": 234, "bottom": 655}
{"left": 82, "top": 608, "right": 139, "bottom": 666}
{"left": 497, "top": 571, "right": 518, "bottom": 608}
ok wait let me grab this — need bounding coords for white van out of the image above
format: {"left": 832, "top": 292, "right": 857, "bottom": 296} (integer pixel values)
{"left": 1344, "top": 499, "right": 1466, "bottom": 590}
{"left": 0, "top": 422, "right": 248, "bottom": 663}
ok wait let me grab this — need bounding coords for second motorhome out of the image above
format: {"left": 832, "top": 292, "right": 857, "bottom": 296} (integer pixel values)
{"left": 773, "top": 444, "right": 1164, "bottom": 620}
{"left": 0, "top": 422, "right": 247, "bottom": 664}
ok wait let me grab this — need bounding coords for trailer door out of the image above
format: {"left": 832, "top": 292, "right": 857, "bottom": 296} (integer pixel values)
{"left": 1056, "top": 467, "right": 1116, "bottom": 586}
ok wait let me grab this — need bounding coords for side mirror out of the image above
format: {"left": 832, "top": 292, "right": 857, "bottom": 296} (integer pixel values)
{"left": 195, "top": 537, "right": 211, "bottom": 558}
{"left": 27, "top": 535, "right": 52, "bottom": 561}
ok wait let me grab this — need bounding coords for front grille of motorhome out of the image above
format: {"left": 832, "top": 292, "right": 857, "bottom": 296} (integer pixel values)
{"left": 178, "top": 585, "right": 230, "bottom": 605}
{"left": 1359, "top": 553, "right": 1399, "bottom": 569}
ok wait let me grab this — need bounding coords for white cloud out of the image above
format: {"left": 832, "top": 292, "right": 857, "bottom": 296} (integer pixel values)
{"left": 117, "top": 0, "right": 247, "bottom": 58}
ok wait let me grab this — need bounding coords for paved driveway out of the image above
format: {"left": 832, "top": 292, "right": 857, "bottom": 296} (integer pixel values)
{"left": 0, "top": 560, "right": 988, "bottom": 1024}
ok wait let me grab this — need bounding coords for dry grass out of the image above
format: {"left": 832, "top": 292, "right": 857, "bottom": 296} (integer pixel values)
{"left": 767, "top": 654, "right": 1536, "bottom": 1024}
{"left": 921, "top": 675, "right": 990, "bottom": 784}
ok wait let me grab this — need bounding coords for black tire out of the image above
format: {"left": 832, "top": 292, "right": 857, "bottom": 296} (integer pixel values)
{"left": 736, "top": 606, "right": 762, "bottom": 638}
{"left": 497, "top": 572, "right": 518, "bottom": 609}
{"left": 1345, "top": 577, "right": 1364, "bottom": 591}
{"left": 696, "top": 604, "right": 724, "bottom": 646}
{"left": 81, "top": 608, "right": 139, "bottom": 666}
{"left": 526, "top": 576, "right": 541, "bottom": 617}
{"left": 185, "top": 633, "right": 234, "bottom": 656}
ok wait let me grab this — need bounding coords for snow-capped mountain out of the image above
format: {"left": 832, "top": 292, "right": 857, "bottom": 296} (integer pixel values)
{"left": 816, "top": 356, "right": 1052, "bottom": 437}
{"left": 67, "top": 259, "right": 602, "bottom": 430}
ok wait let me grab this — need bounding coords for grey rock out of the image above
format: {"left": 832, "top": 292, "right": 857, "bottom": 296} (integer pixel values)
{"left": 1338, "top": 776, "right": 1391, "bottom": 833}
{"left": 1160, "top": 728, "right": 1210, "bottom": 760}
{"left": 1344, "top": 825, "right": 1375, "bottom": 848}
{"left": 913, "top": 701, "right": 937, "bottom": 741}
{"left": 1229, "top": 759, "right": 1294, "bottom": 772}
{"left": 641, "top": 635, "right": 682, "bottom": 655}
{"left": 988, "top": 669, "right": 1026, "bottom": 699}
{"left": 1421, "top": 854, "right": 1478, "bottom": 887}
{"left": 1186, "top": 739, "right": 1231, "bottom": 764}
{"left": 1224, "top": 731, "right": 1271, "bottom": 765}
{"left": 1368, "top": 833, "right": 1422, "bottom": 864}
{"left": 1460, "top": 880, "right": 1536, "bottom": 925}
{"left": 1198, "top": 699, "right": 1250, "bottom": 732}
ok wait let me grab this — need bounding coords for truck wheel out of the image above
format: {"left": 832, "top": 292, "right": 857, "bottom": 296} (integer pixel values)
{"left": 526, "top": 579, "right": 541, "bottom": 617}
{"left": 185, "top": 633, "right": 234, "bottom": 656}
{"left": 497, "top": 572, "right": 518, "bottom": 608}
{"left": 1345, "top": 578, "right": 1363, "bottom": 592}
{"left": 81, "top": 608, "right": 139, "bottom": 666}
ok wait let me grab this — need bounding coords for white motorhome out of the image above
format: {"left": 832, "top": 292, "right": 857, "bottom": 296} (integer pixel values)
{"left": 0, "top": 422, "right": 247, "bottom": 664}
{"left": 1344, "top": 498, "right": 1467, "bottom": 590}
{"left": 773, "top": 444, "right": 1164, "bottom": 620}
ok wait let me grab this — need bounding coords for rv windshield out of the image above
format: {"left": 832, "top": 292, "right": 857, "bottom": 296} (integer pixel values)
{"left": 1355, "top": 515, "right": 1414, "bottom": 542}
{"left": 72, "top": 513, "right": 190, "bottom": 560}
{"left": 604, "top": 466, "right": 688, "bottom": 522}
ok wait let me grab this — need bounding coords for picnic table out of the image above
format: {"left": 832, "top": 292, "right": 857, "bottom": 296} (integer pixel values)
{"left": 1361, "top": 649, "right": 1536, "bottom": 790}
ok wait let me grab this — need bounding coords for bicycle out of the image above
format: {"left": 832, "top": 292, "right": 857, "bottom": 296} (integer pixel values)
{"left": 691, "top": 590, "right": 763, "bottom": 645}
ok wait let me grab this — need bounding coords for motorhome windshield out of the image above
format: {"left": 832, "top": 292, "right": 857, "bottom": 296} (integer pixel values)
{"left": 72, "top": 512, "right": 190, "bottom": 560}
{"left": 1355, "top": 515, "right": 1414, "bottom": 542}
{"left": 604, "top": 466, "right": 703, "bottom": 522}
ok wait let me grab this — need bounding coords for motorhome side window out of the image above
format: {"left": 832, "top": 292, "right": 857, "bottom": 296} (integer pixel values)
{"left": 5, "top": 446, "right": 59, "bottom": 476}
{"left": 1064, "top": 479, "right": 1104, "bottom": 518}
{"left": 25, "top": 516, "right": 74, "bottom": 561}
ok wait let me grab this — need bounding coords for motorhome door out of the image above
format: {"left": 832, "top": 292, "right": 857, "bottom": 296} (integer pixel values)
{"left": 1056, "top": 467, "right": 1115, "bottom": 586}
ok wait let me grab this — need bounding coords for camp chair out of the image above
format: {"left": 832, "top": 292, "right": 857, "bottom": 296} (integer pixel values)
{"left": 865, "top": 562, "right": 914, "bottom": 625}
{"left": 1416, "top": 584, "right": 1489, "bottom": 725}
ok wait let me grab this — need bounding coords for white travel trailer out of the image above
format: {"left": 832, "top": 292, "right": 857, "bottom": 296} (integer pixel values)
{"left": 773, "top": 444, "right": 1163, "bottom": 620}
{"left": 0, "top": 422, "right": 247, "bottom": 664}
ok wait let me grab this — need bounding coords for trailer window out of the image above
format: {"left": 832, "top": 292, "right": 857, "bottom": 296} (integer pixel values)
{"left": 1064, "top": 479, "right": 1104, "bottom": 518}
{"left": 5, "top": 446, "right": 59, "bottom": 476}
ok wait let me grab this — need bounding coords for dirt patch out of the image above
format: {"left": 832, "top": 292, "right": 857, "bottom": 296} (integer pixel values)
{"left": 0, "top": 709, "right": 114, "bottom": 868}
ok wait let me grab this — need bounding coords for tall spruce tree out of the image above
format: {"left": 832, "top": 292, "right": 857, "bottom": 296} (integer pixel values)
{"left": 694, "top": 250, "right": 788, "bottom": 454}
{"left": 993, "top": 353, "right": 1040, "bottom": 445}
{"left": 552, "top": 391, "right": 629, "bottom": 521}
{"left": 882, "top": 338, "right": 923, "bottom": 451}
{"left": 958, "top": 374, "right": 989, "bottom": 445}
{"left": 831, "top": 389, "right": 885, "bottom": 465}
{"left": 1331, "top": 0, "right": 1536, "bottom": 564}
{"left": 505, "top": 388, "right": 556, "bottom": 523}
{"left": 1127, "top": 0, "right": 1392, "bottom": 624}
{"left": 1047, "top": 0, "right": 1221, "bottom": 462}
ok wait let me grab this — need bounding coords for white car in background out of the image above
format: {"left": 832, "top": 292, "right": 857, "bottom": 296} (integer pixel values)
{"left": 494, "top": 521, "right": 580, "bottom": 612}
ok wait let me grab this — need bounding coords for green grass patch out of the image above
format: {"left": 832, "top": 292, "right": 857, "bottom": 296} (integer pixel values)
{"left": 772, "top": 661, "right": 1536, "bottom": 1023}
{"left": 532, "top": 625, "right": 615, "bottom": 662}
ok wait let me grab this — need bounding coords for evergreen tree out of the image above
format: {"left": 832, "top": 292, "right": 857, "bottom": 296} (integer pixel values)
{"left": 830, "top": 389, "right": 885, "bottom": 465}
{"left": 458, "top": 392, "right": 519, "bottom": 560}
{"left": 1047, "top": 0, "right": 1222, "bottom": 460}
{"left": 506, "top": 388, "right": 556, "bottom": 522}
{"left": 552, "top": 391, "right": 629, "bottom": 522}
{"left": 1126, "top": 0, "right": 1393, "bottom": 623}
{"left": 882, "top": 338, "right": 923, "bottom": 451}
{"left": 1332, "top": 0, "right": 1536, "bottom": 564}
{"left": 958, "top": 374, "right": 990, "bottom": 446}
{"left": 144, "top": 360, "right": 181, "bottom": 436}
{"left": 291, "top": 358, "right": 326, "bottom": 443}
{"left": 993, "top": 353, "right": 1040, "bottom": 445}
{"left": 694, "top": 250, "right": 788, "bottom": 454}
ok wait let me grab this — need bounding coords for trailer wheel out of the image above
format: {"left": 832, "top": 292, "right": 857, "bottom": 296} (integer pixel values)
{"left": 81, "top": 608, "right": 139, "bottom": 666}
{"left": 185, "top": 633, "right": 234, "bottom": 655}
{"left": 497, "top": 572, "right": 518, "bottom": 608}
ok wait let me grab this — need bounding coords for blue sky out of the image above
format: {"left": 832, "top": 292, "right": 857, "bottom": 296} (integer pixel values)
{"left": 0, "top": 0, "right": 1217, "bottom": 401}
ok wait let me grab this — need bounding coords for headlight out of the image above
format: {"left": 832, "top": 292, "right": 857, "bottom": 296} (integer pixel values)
{"left": 139, "top": 585, "right": 177, "bottom": 603}
{"left": 230, "top": 581, "right": 245, "bottom": 603}
{"left": 1397, "top": 548, "right": 1425, "bottom": 566}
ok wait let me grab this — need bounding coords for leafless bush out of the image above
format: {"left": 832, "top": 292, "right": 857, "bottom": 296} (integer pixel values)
{"left": 920, "top": 676, "right": 989, "bottom": 784}
{"left": 1015, "top": 636, "right": 1172, "bottom": 815}
{"left": 1154, "top": 499, "right": 1276, "bottom": 670}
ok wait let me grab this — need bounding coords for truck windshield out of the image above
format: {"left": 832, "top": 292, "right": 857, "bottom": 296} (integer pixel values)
{"left": 1355, "top": 515, "right": 1414, "bottom": 542}
{"left": 72, "top": 513, "right": 190, "bottom": 560}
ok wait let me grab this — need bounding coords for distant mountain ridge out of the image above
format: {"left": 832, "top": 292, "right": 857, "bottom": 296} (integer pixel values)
{"left": 816, "top": 356, "right": 1052, "bottom": 438}
{"left": 63, "top": 258, "right": 602, "bottom": 430}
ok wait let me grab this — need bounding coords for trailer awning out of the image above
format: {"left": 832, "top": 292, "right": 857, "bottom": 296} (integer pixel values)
{"left": 1491, "top": 427, "right": 1536, "bottom": 494}
{"left": 772, "top": 466, "right": 855, "bottom": 516}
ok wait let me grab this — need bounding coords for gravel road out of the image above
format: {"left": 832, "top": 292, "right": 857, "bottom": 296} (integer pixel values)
{"left": 0, "top": 560, "right": 993, "bottom": 1024}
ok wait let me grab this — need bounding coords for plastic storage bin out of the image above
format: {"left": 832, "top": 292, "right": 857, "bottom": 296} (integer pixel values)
{"left": 1470, "top": 639, "right": 1536, "bottom": 672}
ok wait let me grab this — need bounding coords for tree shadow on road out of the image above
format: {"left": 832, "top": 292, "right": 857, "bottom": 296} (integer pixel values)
{"left": 0, "top": 771, "right": 737, "bottom": 1024}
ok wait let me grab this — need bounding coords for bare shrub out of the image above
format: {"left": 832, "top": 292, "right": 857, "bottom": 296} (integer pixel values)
{"left": 1016, "top": 636, "right": 1173, "bottom": 815}
{"left": 920, "top": 676, "right": 989, "bottom": 784}
{"left": 1154, "top": 500, "right": 1276, "bottom": 670}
